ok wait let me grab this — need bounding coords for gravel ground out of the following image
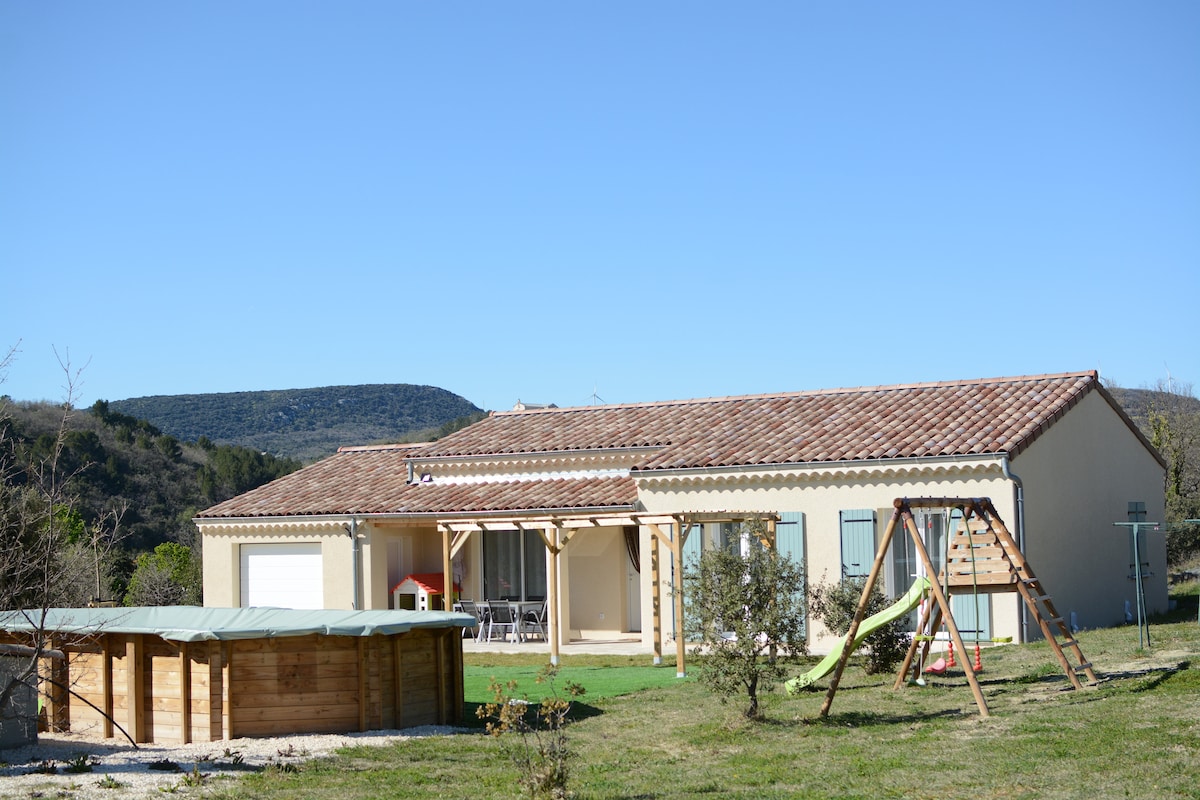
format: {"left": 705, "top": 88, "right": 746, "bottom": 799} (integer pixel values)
{"left": 0, "top": 725, "right": 464, "bottom": 799}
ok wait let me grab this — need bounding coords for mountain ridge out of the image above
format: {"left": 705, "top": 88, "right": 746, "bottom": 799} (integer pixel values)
{"left": 109, "top": 383, "right": 483, "bottom": 462}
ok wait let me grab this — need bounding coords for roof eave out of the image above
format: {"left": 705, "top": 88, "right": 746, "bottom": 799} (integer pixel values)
{"left": 195, "top": 504, "right": 641, "bottom": 526}
{"left": 394, "top": 503, "right": 639, "bottom": 521}
{"left": 634, "top": 452, "right": 1008, "bottom": 477}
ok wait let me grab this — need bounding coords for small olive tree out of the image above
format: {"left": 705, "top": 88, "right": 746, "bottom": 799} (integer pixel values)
{"left": 683, "top": 521, "right": 807, "bottom": 719}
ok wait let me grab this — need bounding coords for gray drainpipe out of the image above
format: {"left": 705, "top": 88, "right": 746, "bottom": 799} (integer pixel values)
{"left": 1001, "top": 456, "right": 1027, "bottom": 643}
{"left": 346, "top": 517, "right": 361, "bottom": 611}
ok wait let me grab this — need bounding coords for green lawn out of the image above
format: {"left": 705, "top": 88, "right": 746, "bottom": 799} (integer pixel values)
{"left": 203, "top": 591, "right": 1200, "bottom": 799}
{"left": 464, "top": 658, "right": 685, "bottom": 712}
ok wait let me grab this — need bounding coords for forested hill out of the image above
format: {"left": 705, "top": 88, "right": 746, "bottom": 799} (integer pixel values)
{"left": 109, "top": 384, "right": 484, "bottom": 462}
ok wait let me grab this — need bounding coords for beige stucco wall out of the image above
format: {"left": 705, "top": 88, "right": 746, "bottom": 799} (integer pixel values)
{"left": 199, "top": 521, "right": 353, "bottom": 609}
{"left": 564, "top": 526, "right": 628, "bottom": 638}
{"left": 636, "top": 463, "right": 1017, "bottom": 653}
{"left": 360, "top": 521, "right": 445, "bottom": 609}
{"left": 202, "top": 520, "right": 469, "bottom": 612}
{"left": 1011, "top": 391, "right": 1167, "bottom": 631}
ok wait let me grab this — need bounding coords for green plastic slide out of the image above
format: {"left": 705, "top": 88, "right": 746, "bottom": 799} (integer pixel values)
{"left": 786, "top": 576, "right": 932, "bottom": 694}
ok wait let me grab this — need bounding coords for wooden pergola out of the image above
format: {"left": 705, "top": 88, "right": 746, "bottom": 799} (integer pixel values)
{"left": 435, "top": 510, "right": 778, "bottom": 676}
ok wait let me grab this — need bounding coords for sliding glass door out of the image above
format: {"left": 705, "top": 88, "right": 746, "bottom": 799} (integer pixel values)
{"left": 482, "top": 529, "right": 547, "bottom": 601}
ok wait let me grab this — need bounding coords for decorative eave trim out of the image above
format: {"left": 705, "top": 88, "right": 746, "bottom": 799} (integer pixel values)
{"left": 406, "top": 445, "right": 664, "bottom": 467}
{"left": 635, "top": 454, "right": 1009, "bottom": 488}
{"left": 194, "top": 516, "right": 363, "bottom": 534}
{"left": 414, "top": 451, "right": 646, "bottom": 484}
{"left": 422, "top": 466, "right": 630, "bottom": 486}
{"left": 402, "top": 504, "right": 639, "bottom": 523}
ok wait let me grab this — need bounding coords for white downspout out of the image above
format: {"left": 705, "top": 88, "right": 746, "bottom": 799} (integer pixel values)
{"left": 347, "top": 518, "right": 361, "bottom": 610}
{"left": 1001, "top": 456, "right": 1027, "bottom": 643}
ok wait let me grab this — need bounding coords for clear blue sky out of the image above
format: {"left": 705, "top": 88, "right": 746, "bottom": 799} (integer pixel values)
{"left": 3, "top": 3, "right": 1197, "bottom": 413}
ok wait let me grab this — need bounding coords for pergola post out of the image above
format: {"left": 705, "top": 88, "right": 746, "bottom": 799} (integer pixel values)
{"left": 547, "top": 524, "right": 562, "bottom": 666}
{"left": 672, "top": 523, "right": 687, "bottom": 677}
{"left": 645, "top": 521, "right": 687, "bottom": 675}
{"left": 442, "top": 527, "right": 454, "bottom": 611}
{"left": 650, "top": 527, "right": 662, "bottom": 665}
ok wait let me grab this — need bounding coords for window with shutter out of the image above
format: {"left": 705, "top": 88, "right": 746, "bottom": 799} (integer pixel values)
{"left": 839, "top": 509, "right": 876, "bottom": 579}
{"left": 777, "top": 512, "right": 807, "bottom": 636}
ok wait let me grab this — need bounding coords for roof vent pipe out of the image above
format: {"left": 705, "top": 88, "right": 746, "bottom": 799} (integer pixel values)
{"left": 1001, "top": 456, "right": 1027, "bottom": 643}
{"left": 407, "top": 462, "right": 415, "bottom": 484}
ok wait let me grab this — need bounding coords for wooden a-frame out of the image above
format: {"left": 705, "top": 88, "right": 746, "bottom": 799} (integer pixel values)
{"left": 818, "top": 497, "right": 1098, "bottom": 718}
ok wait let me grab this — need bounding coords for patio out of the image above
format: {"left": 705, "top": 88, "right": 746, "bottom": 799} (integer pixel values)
{"left": 462, "top": 635, "right": 647, "bottom": 657}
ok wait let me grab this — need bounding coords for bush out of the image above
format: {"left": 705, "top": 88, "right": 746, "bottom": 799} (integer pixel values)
{"left": 809, "top": 574, "right": 909, "bottom": 675}
{"left": 1167, "top": 522, "right": 1200, "bottom": 569}
{"left": 477, "top": 664, "right": 585, "bottom": 800}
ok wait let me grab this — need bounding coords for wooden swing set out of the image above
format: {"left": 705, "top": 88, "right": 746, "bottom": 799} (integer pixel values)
{"left": 819, "top": 497, "right": 1099, "bottom": 718}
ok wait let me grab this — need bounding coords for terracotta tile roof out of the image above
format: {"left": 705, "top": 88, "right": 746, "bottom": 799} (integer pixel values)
{"left": 417, "top": 371, "right": 1103, "bottom": 468}
{"left": 394, "top": 475, "right": 637, "bottom": 515}
{"left": 199, "top": 445, "right": 417, "bottom": 518}
{"left": 197, "top": 445, "right": 636, "bottom": 519}
{"left": 198, "top": 371, "right": 1135, "bottom": 521}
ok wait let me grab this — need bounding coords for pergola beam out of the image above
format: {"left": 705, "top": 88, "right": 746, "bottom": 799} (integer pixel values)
{"left": 436, "top": 514, "right": 680, "bottom": 533}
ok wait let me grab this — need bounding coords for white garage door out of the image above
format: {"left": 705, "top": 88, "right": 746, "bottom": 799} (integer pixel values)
{"left": 239, "top": 543, "right": 323, "bottom": 609}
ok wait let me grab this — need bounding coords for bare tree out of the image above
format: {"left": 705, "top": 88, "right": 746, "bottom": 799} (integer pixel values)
{"left": 0, "top": 346, "right": 132, "bottom": 742}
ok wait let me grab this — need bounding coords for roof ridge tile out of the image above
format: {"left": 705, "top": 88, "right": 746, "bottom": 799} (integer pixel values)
{"left": 489, "top": 371, "right": 1100, "bottom": 416}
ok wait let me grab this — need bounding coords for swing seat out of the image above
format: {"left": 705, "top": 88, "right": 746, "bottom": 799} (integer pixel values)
{"left": 925, "top": 657, "right": 948, "bottom": 675}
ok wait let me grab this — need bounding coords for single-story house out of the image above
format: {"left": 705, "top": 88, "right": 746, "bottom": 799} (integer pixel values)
{"left": 197, "top": 371, "right": 1167, "bottom": 670}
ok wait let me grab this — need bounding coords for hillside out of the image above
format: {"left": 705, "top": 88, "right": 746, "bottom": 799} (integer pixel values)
{"left": 2, "top": 398, "right": 302, "bottom": 561}
{"left": 1106, "top": 385, "right": 1200, "bottom": 425}
{"left": 110, "top": 384, "right": 484, "bottom": 462}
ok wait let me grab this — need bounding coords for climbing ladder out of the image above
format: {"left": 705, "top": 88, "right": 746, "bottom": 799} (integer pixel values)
{"left": 938, "top": 498, "right": 1098, "bottom": 688}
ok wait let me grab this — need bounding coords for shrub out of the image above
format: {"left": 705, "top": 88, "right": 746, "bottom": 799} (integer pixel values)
{"left": 477, "top": 664, "right": 585, "bottom": 799}
{"left": 809, "top": 574, "right": 909, "bottom": 675}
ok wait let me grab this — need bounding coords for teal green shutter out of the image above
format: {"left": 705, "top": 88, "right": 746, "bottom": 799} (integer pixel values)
{"left": 776, "top": 513, "right": 806, "bottom": 562}
{"left": 951, "top": 593, "right": 992, "bottom": 641}
{"left": 675, "top": 524, "right": 703, "bottom": 638}
{"left": 682, "top": 523, "right": 703, "bottom": 568}
{"left": 840, "top": 509, "right": 876, "bottom": 579}
{"left": 777, "top": 512, "right": 807, "bottom": 636}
